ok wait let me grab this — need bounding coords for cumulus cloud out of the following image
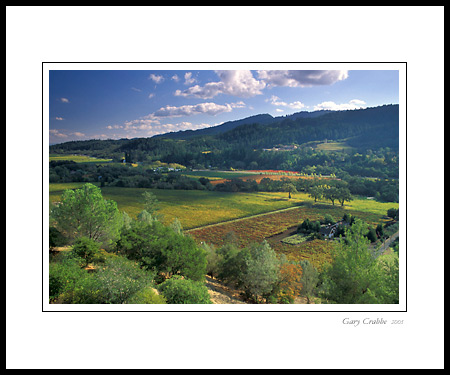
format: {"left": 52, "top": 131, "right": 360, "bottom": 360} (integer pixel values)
{"left": 175, "top": 70, "right": 265, "bottom": 99}
{"left": 49, "top": 129, "right": 85, "bottom": 140}
{"left": 60, "top": 97, "right": 69, "bottom": 103}
{"left": 148, "top": 73, "right": 164, "bottom": 84}
{"left": 110, "top": 120, "right": 217, "bottom": 138}
{"left": 257, "top": 70, "right": 349, "bottom": 87}
{"left": 313, "top": 99, "right": 366, "bottom": 111}
{"left": 267, "top": 95, "right": 306, "bottom": 110}
{"left": 153, "top": 101, "right": 244, "bottom": 117}
{"left": 49, "top": 129, "right": 68, "bottom": 138}
{"left": 184, "top": 72, "right": 196, "bottom": 85}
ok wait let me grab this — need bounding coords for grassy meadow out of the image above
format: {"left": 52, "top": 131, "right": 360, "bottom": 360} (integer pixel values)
{"left": 49, "top": 154, "right": 113, "bottom": 163}
{"left": 50, "top": 183, "right": 304, "bottom": 229}
{"left": 50, "top": 183, "right": 398, "bottom": 231}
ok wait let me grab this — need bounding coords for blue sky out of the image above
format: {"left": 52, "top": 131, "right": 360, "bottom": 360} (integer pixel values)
{"left": 49, "top": 69, "right": 399, "bottom": 144}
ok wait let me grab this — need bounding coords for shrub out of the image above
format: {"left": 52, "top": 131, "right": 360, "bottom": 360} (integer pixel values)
{"left": 157, "top": 276, "right": 212, "bottom": 304}
{"left": 93, "top": 256, "right": 153, "bottom": 304}
{"left": 71, "top": 237, "right": 102, "bottom": 267}
{"left": 116, "top": 220, "right": 207, "bottom": 281}
{"left": 49, "top": 258, "right": 87, "bottom": 301}
{"left": 126, "top": 288, "right": 167, "bottom": 304}
{"left": 49, "top": 257, "right": 98, "bottom": 303}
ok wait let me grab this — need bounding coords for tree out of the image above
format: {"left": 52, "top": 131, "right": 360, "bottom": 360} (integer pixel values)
{"left": 308, "top": 185, "right": 323, "bottom": 203}
{"left": 201, "top": 242, "right": 222, "bottom": 279}
{"left": 320, "top": 219, "right": 378, "bottom": 304}
{"left": 169, "top": 218, "right": 183, "bottom": 235}
{"left": 336, "top": 187, "right": 353, "bottom": 206}
{"left": 366, "top": 227, "right": 378, "bottom": 243}
{"left": 116, "top": 220, "right": 207, "bottom": 282}
{"left": 299, "top": 260, "right": 319, "bottom": 304}
{"left": 71, "top": 236, "right": 101, "bottom": 267}
{"left": 323, "top": 186, "right": 339, "bottom": 206}
{"left": 241, "top": 241, "right": 280, "bottom": 303}
{"left": 281, "top": 178, "right": 298, "bottom": 199}
{"left": 142, "top": 191, "right": 160, "bottom": 217}
{"left": 387, "top": 208, "right": 399, "bottom": 221}
{"left": 51, "top": 183, "right": 121, "bottom": 245}
{"left": 275, "top": 261, "right": 303, "bottom": 304}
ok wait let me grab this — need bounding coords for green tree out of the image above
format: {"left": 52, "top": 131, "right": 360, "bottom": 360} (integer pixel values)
{"left": 116, "top": 220, "right": 207, "bottom": 281}
{"left": 94, "top": 256, "right": 153, "bottom": 304}
{"left": 387, "top": 208, "right": 399, "bottom": 221}
{"left": 201, "top": 242, "right": 222, "bottom": 279}
{"left": 71, "top": 236, "right": 101, "bottom": 267}
{"left": 51, "top": 183, "right": 121, "bottom": 245}
{"left": 142, "top": 191, "right": 160, "bottom": 217}
{"left": 366, "top": 227, "right": 378, "bottom": 243}
{"left": 320, "top": 219, "right": 377, "bottom": 304}
{"left": 169, "top": 218, "right": 183, "bottom": 235}
{"left": 308, "top": 185, "right": 323, "bottom": 203}
{"left": 282, "top": 179, "right": 298, "bottom": 199}
{"left": 299, "top": 260, "right": 319, "bottom": 304}
{"left": 323, "top": 186, "right": 339, "bottom": 205}
{"left": 336, "top": 187, "right": 353, "bottom": 207}
{"left": 241, "top": 241, "right": 280, "bottom": 303}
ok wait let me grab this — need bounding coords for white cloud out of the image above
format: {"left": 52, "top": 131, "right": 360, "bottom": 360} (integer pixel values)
{"left": 184, "top": 72, "right": 196, "bottom": 85}
{"left": 49, "top": 129, "right": 85, "bottom": 140}
{"left": 106, "top": 124, "right": 122, "bottom": 130}
{"left": 154, "top": 102, "right": 234, "bottom": 117}
{"left": 257, "top": 70, "right": 349, "bottom": 87}
{"left": 60, "top": 97, "right": 69, "bottom": 103}
{"left": 55, "top": 117, "right": 64, "bottom": 120}
{"left": 148, "top": 93, "right": 155, "bottom": 99}
{"left": 131, "top": 87, "right": 142, "bottom": 92}
{"left": 148, "top": 73, "right": 164, "bottom": 84}
{"left": 171, "top": 74, "right": 180, "bottom": 82}
{"left": 267, "top": 95, "right": 306, "bottom": 110}
{"left": 175, "top": 70, "right": 265, "bottom": 99}
{"left": 49, "top": 129, "right": 68, "bottom": 138}
{"left": 313, "top": 99, "right": 366, "bottom": 111}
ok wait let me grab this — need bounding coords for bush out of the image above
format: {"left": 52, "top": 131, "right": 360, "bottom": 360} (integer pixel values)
{"left": 157, "top": 276, "right": 212, "bottom": 304}
{"left": 126, "top": 288, "right": 167, "bottom": 304}
{"left": 71, "top": 237, "right": 101, "bottom": 267}
{"left": 49, "top": 257, "right": 98, "bottom": 303}
{"left": 93, "top": 256, "right": 153, "bottom": 304}
{"left": 116, "top": 220, "right": 207, "bottom": 281}
{"left": 49, "top": 258, "right": 87, "bottom": 301}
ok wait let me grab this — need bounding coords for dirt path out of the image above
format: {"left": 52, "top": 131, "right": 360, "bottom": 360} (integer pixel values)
{"left": 204, "top": 276, "right": 246, "bottom": 304}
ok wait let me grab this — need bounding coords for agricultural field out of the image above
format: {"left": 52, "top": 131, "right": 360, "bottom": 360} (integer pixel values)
{"left": 181, "top": 170, "right": 256, "bottom": 181}
{"left": 186, "top": 199, "right": 397, "bottom": 270}
{"left": 49, "top": 183, "right": 305, "bottom": 229}
{"left": 49, "top": 154, "right": 112, "bottom": 163}
{"left": 50, "top": 180, "right": 398, "bottom": 271}
{"left": 50, "top": 183, "right": 397, "bottom": 231}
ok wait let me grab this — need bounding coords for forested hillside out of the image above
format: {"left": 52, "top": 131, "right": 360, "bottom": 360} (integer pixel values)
{"left": 50, "top": 104, "right": 399, "bottom": 180}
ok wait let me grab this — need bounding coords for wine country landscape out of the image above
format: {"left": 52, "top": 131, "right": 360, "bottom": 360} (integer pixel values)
{"left": 48, "top": 69, "right": 401, "bottom": 306}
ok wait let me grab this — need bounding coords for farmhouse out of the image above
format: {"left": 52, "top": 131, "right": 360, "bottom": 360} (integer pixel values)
{"left": 319, "top": 221, "right": 346, "bottom": 239}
